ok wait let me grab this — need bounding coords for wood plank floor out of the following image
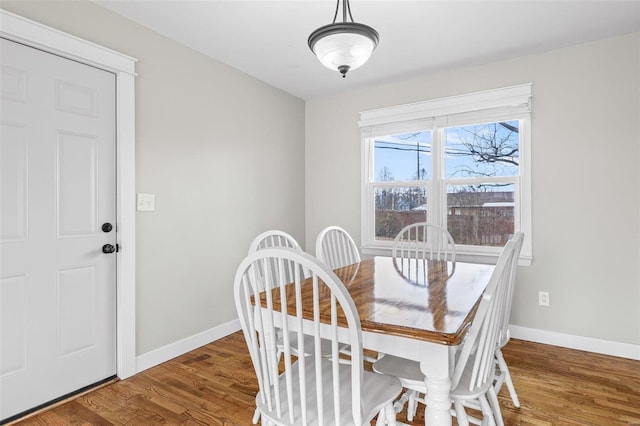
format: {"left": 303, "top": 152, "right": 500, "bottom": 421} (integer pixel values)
{"left": 8, "top": 332, "right": 640, "bottom": 425}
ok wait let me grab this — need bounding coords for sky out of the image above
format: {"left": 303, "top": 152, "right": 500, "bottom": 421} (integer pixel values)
{"left": 373, "top": 121, "right": 519, "bottom": 183}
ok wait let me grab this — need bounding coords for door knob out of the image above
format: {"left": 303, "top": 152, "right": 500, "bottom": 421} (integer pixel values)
{"left": 102, "top": 222, "right": 113, "bottom": 233}
{"left": 102, "top": 244, "right": 117, "bottom": 254}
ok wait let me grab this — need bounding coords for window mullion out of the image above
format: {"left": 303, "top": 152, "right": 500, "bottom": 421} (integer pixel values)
{"left": 430, "top": 126, "right": 445, "bottom": 228}
{"left": 361, "top": 137, "right": 374, "bottom": 249}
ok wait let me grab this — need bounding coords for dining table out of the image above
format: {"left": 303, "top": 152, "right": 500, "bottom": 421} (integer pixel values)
{"left": 329, "top": 256, "right": 495, "bottom": 426}
{"left": 256, "top": 255, "right": 495, "bottom": 426}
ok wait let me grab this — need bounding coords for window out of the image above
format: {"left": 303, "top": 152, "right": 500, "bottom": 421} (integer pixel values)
{"left": 360, "top": 84, "right": 532, "bottom": 264}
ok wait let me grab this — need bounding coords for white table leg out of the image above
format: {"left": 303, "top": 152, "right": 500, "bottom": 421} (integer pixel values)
{"left": 420, "top": 344, "right": 452, "bottom": 426}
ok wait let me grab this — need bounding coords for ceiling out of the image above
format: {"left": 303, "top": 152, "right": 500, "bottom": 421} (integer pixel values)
{"left": 95, "top": 1, "right": 640, "bottom": 100}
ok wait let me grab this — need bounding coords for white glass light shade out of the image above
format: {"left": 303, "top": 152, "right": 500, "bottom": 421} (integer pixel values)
{"left": 308, "top": 21, "right": 379, "bottom": 77}
{"left": 312, "top": 32, "right": 376, "bottom": 72}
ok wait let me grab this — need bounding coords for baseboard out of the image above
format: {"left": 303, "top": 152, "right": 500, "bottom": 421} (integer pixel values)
{"left": 135, "top": 319, "right": 241, "bottom": 373}
{"left": 134, "top": 320, "right": 638, "bottom": 374}
{"left": 509, "top": 325, "right": 640, "bottom": 361}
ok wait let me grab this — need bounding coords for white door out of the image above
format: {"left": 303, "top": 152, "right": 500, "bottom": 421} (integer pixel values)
{"left": 0, "top": 38, "right": 117, "bottom": 421}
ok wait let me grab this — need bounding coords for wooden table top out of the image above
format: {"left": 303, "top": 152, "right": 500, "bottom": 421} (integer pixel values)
{"left": 259, "top": 257, "right": 495, "bottom": 346}
{"left": 332, "top": 257, "right": 495, "bottom": 345}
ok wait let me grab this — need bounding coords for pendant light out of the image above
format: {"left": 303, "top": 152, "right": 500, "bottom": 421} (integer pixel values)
{"left": 308, "top": 0, "right": 379, "bottom": 78}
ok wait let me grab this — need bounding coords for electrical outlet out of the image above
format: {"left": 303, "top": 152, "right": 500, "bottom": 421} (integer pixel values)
{"left": 538, "top": 291, "right": 550, "bottom": 307}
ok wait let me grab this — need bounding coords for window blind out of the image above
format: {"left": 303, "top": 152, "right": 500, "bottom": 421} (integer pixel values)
{"left": 359, "top": 83, "right": 532, "bottom": 138}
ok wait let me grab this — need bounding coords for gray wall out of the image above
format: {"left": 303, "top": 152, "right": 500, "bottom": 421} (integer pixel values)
{"left": 306, "top": 33, "right": 640, "bottom": 345}
{"left": 1, "top": 1, "right": 306, "bottom": 355}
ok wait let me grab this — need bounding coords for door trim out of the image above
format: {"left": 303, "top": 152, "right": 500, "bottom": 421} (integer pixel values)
{"left": 1, "top": 10, "right": 137, "bottom": 379}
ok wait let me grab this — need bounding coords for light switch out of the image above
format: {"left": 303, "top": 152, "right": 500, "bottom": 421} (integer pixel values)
{"left": 137, "top": 193, "right": 155, "bottom": 211}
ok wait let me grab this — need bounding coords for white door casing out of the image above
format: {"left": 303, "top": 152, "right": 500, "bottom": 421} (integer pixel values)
{"left": 0, "top": 6, "right": 136, "bottom": 395}
{"left": 1, "top": 37, "right": 118, "bottom": 419}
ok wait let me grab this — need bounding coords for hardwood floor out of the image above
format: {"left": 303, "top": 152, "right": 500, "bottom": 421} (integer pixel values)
{"left": 8, "top": 332, "right": 640, "bottom": 425}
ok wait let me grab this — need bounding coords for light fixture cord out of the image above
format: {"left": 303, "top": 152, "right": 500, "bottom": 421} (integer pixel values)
{"left": 332, "top": 0, "right": 355, "bottom": 23}
{"left": 346, "top": 0, "right": 354, "bottom": 22}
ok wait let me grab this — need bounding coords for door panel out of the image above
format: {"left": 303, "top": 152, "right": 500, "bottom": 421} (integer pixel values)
{"left": 0, "top": 122, "right": 28, "bottom": 241}
{"left": 0, "top": 274, "right": 27, "bottom": 376}
{"left": 56, "top": 131, "right": 98, "bottom": 237}
{"left": 57, "top": 265, "right": 98, "bottom": 357}
{"left": 0, "top": 38, "right": 117, "bottom": 421}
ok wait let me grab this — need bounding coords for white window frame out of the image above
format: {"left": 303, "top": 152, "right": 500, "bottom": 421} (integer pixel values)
{"left": 359, "top": 84, "right": 532, "bottom": 265}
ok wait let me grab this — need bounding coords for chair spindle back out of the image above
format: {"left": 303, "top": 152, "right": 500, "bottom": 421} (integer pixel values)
{"left": 234, "top": 248, "right": 365, "bottom": 425}
{"left": 450, "top": 234, "right": 521, "bottom": 393}
{"left": 315, "top": 226, "right": 361, "bottom": 270}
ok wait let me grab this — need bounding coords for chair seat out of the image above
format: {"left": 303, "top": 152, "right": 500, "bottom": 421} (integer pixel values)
{"left": 449, "top": 353, "right": 495, "bottom": 401}
{"left": 372, "top": 353, "right": 493, "bottom": 400}
{"left": 372, "top": 354, "right": 425, "bottom": 390}
{"left": 258, "top": 357, "right": 402, "bottom": 426}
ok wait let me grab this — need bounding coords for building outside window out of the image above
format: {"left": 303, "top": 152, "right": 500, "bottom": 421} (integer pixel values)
{"left": 359, "top": 84, "right": 532, "bottom": 264}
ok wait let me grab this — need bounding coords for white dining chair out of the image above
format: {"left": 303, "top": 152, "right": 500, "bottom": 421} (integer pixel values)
{"left": 234, "top": 247, "right": 402, "bottom": 425}
{"left": 315, "top": 226, "right": 361, "bottom": 270}
{"left": 248, "top": 230, "right": 309, "bottom": 292}
{"left": 248, "top": 230, "right": 333, "bottom": 423}
{"left": 494, "top": 232, "right": 525, "bottom": 408}
{"left": 392, "top": 222, "right": 456, "bottom": 283}
{"left": 457, "top": 232, "right": 525, "bottom": 415}
{"left": 248, "top": 229, "right": 303, "bottom": 254}
{"left": 393, "top": 223, "right": 456, "bottom": 262}
{"left": 386, "top": 222, "right": 457, "bottom": 417}
{"left": 372, "top": 233, "right": 522, "bottom": 425}
{"left": 315, "top": 226, "right": 382, "bottom": 364}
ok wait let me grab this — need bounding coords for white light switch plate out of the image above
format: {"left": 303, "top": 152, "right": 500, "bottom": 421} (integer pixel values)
{"left": 137, "top": 193, "right": 155, "bottom": 211}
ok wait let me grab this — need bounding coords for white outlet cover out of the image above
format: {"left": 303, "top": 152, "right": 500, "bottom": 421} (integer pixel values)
{"left": 137, "top": 193, "right": 155, "bottom": 211}
{"left": 538, "top": 291, "right": 550, "bottom": 306}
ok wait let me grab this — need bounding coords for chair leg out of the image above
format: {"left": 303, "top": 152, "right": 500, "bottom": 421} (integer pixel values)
{"left": 453, "top": 401, "right": 470, "bottom": 426}
{"left": 376, "top": 408, "right": 385, "bottom": 426}
{"left": 252, "top": 407, "right": 260, "bottom": 424}
{"left": 407, "top": 391, "right": 418, "bottom": 421}
{"left": 478, "top": 394, "right": 496, "bottom": 426}
{"left": 375, "top": 403, "right": 398, "bottom": 426}
{"left": 487, "top": 387, "right": 504, "bottom": 426}
{"left": 385, "top": 402, "right": 398, "bottom": 425}
{"left": 496, "top": 349, "right": 520, "bottom": 408}
{"left": 494, "top": 364, "right": 506, "bottom": 394}
{"left": 392, "top": 390, "right": 410, "bottom": 415}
